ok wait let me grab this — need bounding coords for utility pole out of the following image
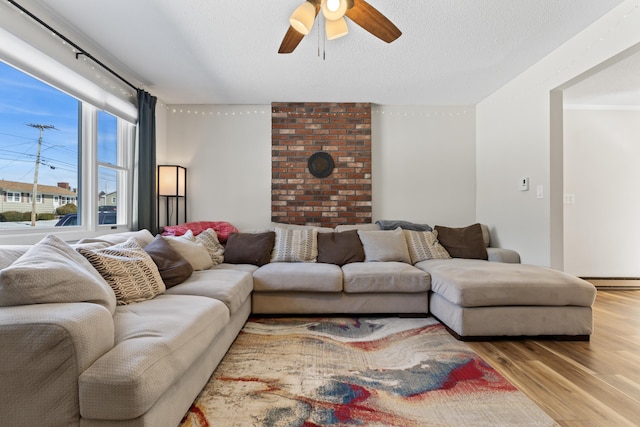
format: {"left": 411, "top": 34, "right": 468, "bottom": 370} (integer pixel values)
{"left": 27, "top": 123, "right": 56, "bottom": 227}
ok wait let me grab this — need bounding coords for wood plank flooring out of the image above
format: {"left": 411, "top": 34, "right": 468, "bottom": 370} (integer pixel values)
{"left": 468, "top": 290, "right": 640, "bottom": 427}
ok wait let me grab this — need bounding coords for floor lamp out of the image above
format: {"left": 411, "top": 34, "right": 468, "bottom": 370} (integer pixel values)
{"left": 157, "top": 165, "right": 187, "bottom": 229}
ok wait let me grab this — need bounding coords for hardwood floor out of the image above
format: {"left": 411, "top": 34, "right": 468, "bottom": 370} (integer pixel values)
{"left": 468, "top": 290, "right": 640, "bottom": 427}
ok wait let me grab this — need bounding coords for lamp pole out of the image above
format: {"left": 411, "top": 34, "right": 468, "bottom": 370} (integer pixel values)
{"left": 27, "top": 123, "right": 56, "bottom": 227}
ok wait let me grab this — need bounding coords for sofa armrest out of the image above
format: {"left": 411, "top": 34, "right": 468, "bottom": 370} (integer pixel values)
{"left": 0, "top": 302, "right": 114, "bottom": 425}
{"left": 487, "top": 247, "right": 521, "bottom": 263}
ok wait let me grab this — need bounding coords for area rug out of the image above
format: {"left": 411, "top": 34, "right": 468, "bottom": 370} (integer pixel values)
{"left": 180, "top": 317, "right": 558, "bottom": 427}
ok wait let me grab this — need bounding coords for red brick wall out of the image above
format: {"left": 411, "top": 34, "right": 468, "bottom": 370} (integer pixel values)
{"left": 271, "top": 102, "right": 372, "bottom": 227}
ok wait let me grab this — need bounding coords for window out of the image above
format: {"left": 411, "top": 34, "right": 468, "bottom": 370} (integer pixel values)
{"left": 0, "top": 60, "right": 135, "bottom": 232}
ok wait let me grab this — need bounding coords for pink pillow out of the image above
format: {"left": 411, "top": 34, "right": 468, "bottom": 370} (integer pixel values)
{"left": 161, "top": 221, "right": 238, "bottom": 243}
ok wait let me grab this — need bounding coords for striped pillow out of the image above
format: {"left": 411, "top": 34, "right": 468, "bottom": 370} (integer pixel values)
{"left": 78, "top": 237, "right": 165, "bottom": 305}
{"left": 403, "top": 229, "right": 451, "bottom": 264}
{"left": 271, "top": 227, "right": 318, "bottom": 263}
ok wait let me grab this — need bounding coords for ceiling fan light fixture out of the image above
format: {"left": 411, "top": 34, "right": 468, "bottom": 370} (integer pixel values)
{"left": 325, "top": 16, "right": 348, "bottom": 40}
{"left": 290, "top": 1, "right": 316, "bottom": 35}
{"left": 322, "top": 0, "right": 348, "bottom": 21}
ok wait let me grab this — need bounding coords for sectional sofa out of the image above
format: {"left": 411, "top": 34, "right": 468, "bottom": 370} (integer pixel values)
{"left": 0, "top": 222, "right": 596, "bottom": 427}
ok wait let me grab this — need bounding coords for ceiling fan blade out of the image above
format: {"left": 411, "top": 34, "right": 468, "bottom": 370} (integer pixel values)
{"left": 345, "top": 0, "right": 401, "bottom": 43}
{"left": 278, "top": 26, "right": 305, "bottom": 54}
{"left": 278, "top": 2, "right": 321, "bottom": 54}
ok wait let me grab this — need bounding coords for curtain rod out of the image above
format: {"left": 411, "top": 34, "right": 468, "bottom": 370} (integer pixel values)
{"left": 7, "top": 0, "right": 139, "bottom": 92}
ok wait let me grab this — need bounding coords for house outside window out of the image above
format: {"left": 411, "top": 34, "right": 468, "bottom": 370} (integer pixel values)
{"left": 6, "top": 192, "right": 20, "bottom": 202}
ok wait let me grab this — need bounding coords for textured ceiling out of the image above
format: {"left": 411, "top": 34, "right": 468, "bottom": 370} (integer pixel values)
{"left": 17, "top": 0, "right": 630, "bottom": 105}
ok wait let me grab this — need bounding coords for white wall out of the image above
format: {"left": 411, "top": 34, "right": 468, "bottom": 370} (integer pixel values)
{"left": 162, "top": 104, "right": 477, "bottom": 231}
{"left": 476, "top": 0, "right": 640, "bottom": 266}
{"left": 372, "top": 106, "right": 476, "bottom": 227}
{"left": 563, "top": 108, "right": 640, "bottom": 277}
{"left": 163, "top": 105, "right": 273, "bottom": 231}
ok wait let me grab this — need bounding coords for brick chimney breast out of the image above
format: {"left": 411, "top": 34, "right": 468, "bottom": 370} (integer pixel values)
{"left": 271, "top": 102, "right": 372, "bottom": 228}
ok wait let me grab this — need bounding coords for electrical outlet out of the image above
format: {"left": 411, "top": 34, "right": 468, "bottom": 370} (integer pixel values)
{"left": 519, "top": 177, "right": 529, "bottom": 191}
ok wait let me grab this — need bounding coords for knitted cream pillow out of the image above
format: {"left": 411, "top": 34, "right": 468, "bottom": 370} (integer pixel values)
{"left": 195, "top": 228, "right": 225, "bottom": 266}
{"left": 78, "top": 237, "right": 165, "bottom": 305}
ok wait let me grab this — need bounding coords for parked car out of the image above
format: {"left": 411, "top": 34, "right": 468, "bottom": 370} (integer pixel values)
{"left": 55, "top": 212, "right": 116, "bottom": 226}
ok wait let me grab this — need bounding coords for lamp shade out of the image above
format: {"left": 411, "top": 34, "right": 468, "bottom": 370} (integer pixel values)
{"left": 158, "top": 165, "right": 186, "bottom": 197}
{"left": 322, "top": 0, "right": 348, "bottom": 20}
{"left": 290, "top": 1, "right": 316, "bottom": 35}
{"left": 326, "top": 16, "right": 348, "bottom": 40}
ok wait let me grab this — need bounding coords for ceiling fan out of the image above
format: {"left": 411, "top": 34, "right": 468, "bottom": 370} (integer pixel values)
{"left": 279, "top": 0, "right": 401, "bottom": 54}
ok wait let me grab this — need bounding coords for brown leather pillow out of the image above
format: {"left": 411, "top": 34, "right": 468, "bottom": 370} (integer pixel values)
{"left": 434, "top": 223, "right": 488, "bottom": 260}
{"left": 223, "top": 232, "right": 276, "bottom": 266}
{"left": 317, "top": 230, "right": 365, "bottom": 266}
{"left": 144, "top": 235, "right": 193, "bottom": 288}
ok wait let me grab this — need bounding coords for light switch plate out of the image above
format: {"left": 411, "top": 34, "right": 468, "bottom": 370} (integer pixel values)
{"left": 537, "top": 185, "right": 544, "bottom": 199}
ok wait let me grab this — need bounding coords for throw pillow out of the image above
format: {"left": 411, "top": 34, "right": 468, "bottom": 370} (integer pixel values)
{"left": 195, "top": 228, "right": 224, "bottom": 266}
{"left": 357, "top": 228, "right": 411, "bottom": 263}
{"left": 163, "top": 230, "right": 213, "bottom": 270}
{"left": 317, "top": 230, "right": 365, "bottom": 266}
{"left": 143, "top": 235, "right": 193, "bottom": 288}
{"left": 403, "top": 229, "right": 451, "bottom": 264}
{"left": 434, "top": 223, "right": 488, "bottom": 260}
{"left": 223, "top": 232, "right": 275, "bottom": 266}
{"left": 0, "top": 234, "right": 116, "bottom": 313}
{"left": 271, "top": 227, "right": 318, "bottom": 263}
{"left": 77, "top": 237, "right": 165, "bottom": 305}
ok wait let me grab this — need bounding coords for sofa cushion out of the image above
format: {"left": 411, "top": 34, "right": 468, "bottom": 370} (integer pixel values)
{"left": 164, "top": 269, "right": 253, "bottom": 314}
{"left": 271, "top": 227, "right": 318, "bottom": 263}
{"left": 342, "top": 262, "right": 431, "bottom": 293}
{"left": 357, "top": 228, "right": 411, "bottom": 263}
{"left": 403, "top": 229, "right": 451, "bottom": 264}
{"left": 77, "top": 229, "right": 155, "bottom": 247}
{"left": 0, "top": 235, "right": 116, "bottom": 313}
{"left": 79, "top": 294, "right": 229, "bottom": 420}
{"left": 224, "top": 232, "right": 275, "bottom": 266}
{"left": 253, "top": 262, "right": 343, "bottom": 292}
{"left": 434, "top": 223, "right": 488, "bottom": 260}
{"left": 163, "top": 230, "right": 213, "bottom": 270}
{"left": 0, "top": 245, "right": 31, "bottom": 270}
{"left": 317, "top": 230, "right": 365, "bottom": 266}
{"left": 417, "top": 258, "right": 597, "bottom": 308}
{"left": 143, "top": 235, "right": 193, "bottom": 288}
{"left": 77, "top": 238, "right": 165, "bottom": 305}
{"left": 335, "top": 223, "right": 380, "bottom": 232}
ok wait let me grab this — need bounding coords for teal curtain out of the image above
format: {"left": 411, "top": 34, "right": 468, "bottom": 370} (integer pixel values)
{"left": 137, "top": 90, "right": 157, "bottom": 232}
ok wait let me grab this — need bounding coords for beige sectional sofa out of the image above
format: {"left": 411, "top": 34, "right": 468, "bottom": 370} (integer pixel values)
{"left": 0, "top": 222, "right": 597, "bottom": 427}
{"left": 0, "top": 230, "right": 252, "bottom": 427}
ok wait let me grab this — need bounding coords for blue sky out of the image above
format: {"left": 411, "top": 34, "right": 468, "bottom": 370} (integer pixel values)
{"left": 0, "top": 60, "right": 118, "bottom": 193}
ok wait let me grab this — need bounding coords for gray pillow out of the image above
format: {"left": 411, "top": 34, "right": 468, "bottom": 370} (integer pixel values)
{"left": 0, "top": 234, "right": 116, "bottom": 313}
{"left": 357, "top": 228, "right": 411, "bottom": 263}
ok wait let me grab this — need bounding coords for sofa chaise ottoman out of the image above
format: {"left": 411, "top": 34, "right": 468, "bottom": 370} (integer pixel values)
{"left": 417, "top": 259, "right": 597, "bottom": 340}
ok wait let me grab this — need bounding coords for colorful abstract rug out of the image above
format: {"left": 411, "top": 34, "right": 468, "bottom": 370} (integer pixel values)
{"left": 180, "top": 317, "right": 558, "bottom": 427}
